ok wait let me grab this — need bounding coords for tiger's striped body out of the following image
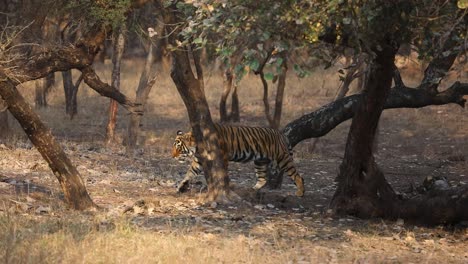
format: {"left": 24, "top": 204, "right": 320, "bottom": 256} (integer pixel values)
{"left": 172, "top": 124, "right": 305, "bottom": 197}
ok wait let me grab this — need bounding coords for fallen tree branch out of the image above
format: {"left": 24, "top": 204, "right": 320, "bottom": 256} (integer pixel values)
{"left": 284, "top": 81, "right": 468, "bottom": 148}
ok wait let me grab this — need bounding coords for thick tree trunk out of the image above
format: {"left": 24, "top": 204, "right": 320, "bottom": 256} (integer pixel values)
{"left": 0, "top": 73, "right": 95, "bottom": 210}
{"left": 166, "top": 5, "right": 231, "bottom": 202}
{"left": 170, "top": 48, "right": 230, "bottom": 201}
{"left": 329, "top": 41, "right": 398, "bottom": 217}
{"left": 106, "top": 29, "right": 125, "bottom": 144}
{"left": 126, "top": 34, "right": 156, "bottom": 152}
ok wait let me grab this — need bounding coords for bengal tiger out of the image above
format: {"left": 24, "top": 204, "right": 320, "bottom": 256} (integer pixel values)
{"left": 171, "top": 124, "right": 305, "bottom": 197}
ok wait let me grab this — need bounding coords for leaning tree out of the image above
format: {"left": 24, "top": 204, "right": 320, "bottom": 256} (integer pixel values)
{"left": 0, "top": 0, "right": 149, "bottom": 209}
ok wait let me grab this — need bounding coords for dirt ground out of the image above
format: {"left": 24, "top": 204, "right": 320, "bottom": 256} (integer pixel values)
{"left": 0, "top": 61, "right": 467, "bottom": 263}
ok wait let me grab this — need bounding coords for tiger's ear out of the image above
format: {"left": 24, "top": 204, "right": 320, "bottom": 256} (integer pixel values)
{"left": 177, "top": 130, "right": 183, "bottom": 135}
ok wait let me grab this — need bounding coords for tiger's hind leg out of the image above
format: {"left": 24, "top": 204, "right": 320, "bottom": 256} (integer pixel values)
{"left": 277, "top": 155, "right": 304, "bottom": 197}
{"left": 253, "top": 160, "right": 269, "bottom": 191}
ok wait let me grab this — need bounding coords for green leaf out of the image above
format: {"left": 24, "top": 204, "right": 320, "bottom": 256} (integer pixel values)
{"left": 262, "top": 31, "right": 271, "bottom": 41}
{"left": 276, "top": 58, "right": 284, "bottom": 66}
{"left": 193, "top": 37, "right": 203, "bottom": 44}
{"left": 264, "top": 73, "right": 274, "bottom": 80}
{"left": 249, "top": 59, "right": 260, "bottom": 71}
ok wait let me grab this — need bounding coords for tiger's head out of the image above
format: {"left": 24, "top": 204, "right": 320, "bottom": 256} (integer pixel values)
{"left": 172, "top": 130, "right": 196, "bottom": 159}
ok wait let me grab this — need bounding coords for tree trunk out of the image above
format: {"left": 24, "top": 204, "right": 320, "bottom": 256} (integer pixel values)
{"left": 219, "top": 67, "right": 240, "bottom": 123}
{"left": 166, "top": 4, "right": 231, "bottom": 202}
{"left": 106, "top": 28, "right": 125, "bottom": 144}
{"left": 260, "top": 71, "right": 274, "bottom": 127}
{"left": 230, "top": 83, "right": 240, "bottom": 122}
{"left": 0, "top": 73, "right": 95, "bottom": 210}
{"left": 126, "top": 33, "right": 157, "bottom": 152}
{"left": 271, "top": 56, "right": 288, "bottom": 129}
{"left": 62, "top": 70, "right": 81, "bottom": 118}
{"left": 329, "top": 41, "right": 398, "bottom": 217}
{"left": 0, "top": 97, "right": 10, "bottom": 140}
{"left": 258, "top": 50, "right": 285, "bottom": 129}
{"left": 34, "top": 73, "right": 54, "bottom": 108}
{"left": 219, "top": 68, "right": 233, "bottom": 122}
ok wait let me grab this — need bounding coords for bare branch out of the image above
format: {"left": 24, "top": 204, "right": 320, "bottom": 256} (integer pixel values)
{"left": 80, "top": 67, "right": 143, "bottom": 115}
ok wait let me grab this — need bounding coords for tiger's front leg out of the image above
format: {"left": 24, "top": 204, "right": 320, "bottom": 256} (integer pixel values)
{"left": 177, "top": 157, "right": 203, "bottom": 193}
{"left": 253, "top": 160, "right": 269, "bottom": 191}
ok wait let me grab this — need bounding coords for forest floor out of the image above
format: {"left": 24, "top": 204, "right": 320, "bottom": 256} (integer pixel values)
{"left": 0, "top": 60, "right": 467, "bottom": 263}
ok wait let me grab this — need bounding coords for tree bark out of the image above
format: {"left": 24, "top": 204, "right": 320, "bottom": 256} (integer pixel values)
{"left": 260, "top": 70, "right": 274, "bottom": 127}
{"left": 257, "top": 50, "right": 286, "bottom": 129}
{"left": 330, "top": 42, "right": 398, "bottom": 217}
{"left": 62, "top": 70, "right": 82, "bottom": 119}
{"left": 0, "top": 71, "right": 95, "bottom": 210}
{"left": 230, "top": 83, "right": 240, "bottom": 122}
{"left": 126, "top": 32, "right": 157, "bottom": 152}
{"left": 106, "top": 29, "right": 125, "bottom": 144}
{"left": 0, "top": 97, "right": 10, "bottom": 140}
{"left": 34, "top": 73, "right": 55, "bottom": 108}
{"left": 80, "top": 66, "right": 142, "bottom": 114}
{"left": 166, "top": 4, "right": 231, "bottom": 202}
{"left": 219, "top": 66, "right": 240, "bottom": 123}
{"left": 271, "top": 56, "right": 288, "bottom": 129}
{"left": 219, "top": 68, "right": 233, "bottom": 122}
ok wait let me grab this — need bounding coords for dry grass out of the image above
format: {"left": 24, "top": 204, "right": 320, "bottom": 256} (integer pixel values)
{"left": 1, "top": 213, "right": 309, "bottom": 264}
{"left": 1, "top": 57, "right": 467, "bottom": 263}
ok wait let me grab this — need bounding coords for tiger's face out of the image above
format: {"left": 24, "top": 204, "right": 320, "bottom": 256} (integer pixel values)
{"left": 172, "top": 130, "right": 196, "bottom": 159}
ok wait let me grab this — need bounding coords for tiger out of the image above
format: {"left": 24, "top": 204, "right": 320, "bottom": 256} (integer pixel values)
{"left": 172, "top": 124, "right": 305, "bottom": 197}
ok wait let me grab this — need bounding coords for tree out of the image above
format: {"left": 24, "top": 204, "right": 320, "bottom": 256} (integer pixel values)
{"left": 0, "top": 97, "right": 10, "bottom": 141}
{"left": 62, "top": 70, "right": 83, "bottom": 119}
{"left": 34, "top": 73, "right": 55, "bottom": 108}
{"left": 164, "top": 3, "right": 235, "bottom": 202}
{"left": 0, "top": 0, "right": 148, "bottom": 209}
{"left": 125, "top": 27, "right": 158, "bottom": 151}
{"left": 106, "top": 27, "right": 126, "bottom": 144}
{"left": 282, "top": 0, "right": 468, "bottom": 224}
{"left": 160, "top": 0, "right": 468, "bottom": 217}
{"left": 182, "top": 0, "right": 317, "bottom": 127}
{"left": 219, "top": 59, "right": 240, "bottom": 123}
